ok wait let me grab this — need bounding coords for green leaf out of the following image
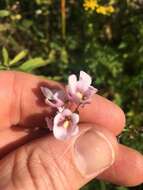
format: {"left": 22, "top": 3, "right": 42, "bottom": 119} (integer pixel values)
{"left": 2, "top": 47, "right": 9, "bottom": 66}
{"left": 99, "top": 181, "right": 106, "bottom": 190}
{"left": 116, "top": 187, "right": 128, "bottom": 190}
{"left": 35, "top": 0, "right": 50, "bottom": 5}
{"left": 0, "top": 10, "right": 10, "bottom": 18}
{"left": 18, "top": 57, "right": 46, "bottom": 72}
{"left": 0, "top": 65, "right": 6, "bottom": 70}
{"left": 10, "top": 50, "right": 28, "bottom": 65}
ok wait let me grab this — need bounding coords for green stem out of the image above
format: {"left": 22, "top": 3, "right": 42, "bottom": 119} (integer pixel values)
{"left": 99, "top": 181, "right": 106, "bottom": 190}
{"left": 61, "top": 0, "right": 66, "bottom": 40}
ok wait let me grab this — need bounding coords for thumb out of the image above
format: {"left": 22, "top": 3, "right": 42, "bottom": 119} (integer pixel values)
{"left": 0, "top": 124, "right": 118, "bottom": 190}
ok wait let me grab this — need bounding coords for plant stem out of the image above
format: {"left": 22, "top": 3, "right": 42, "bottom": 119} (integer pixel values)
{"left": 99, "top": 181, "right": 106, "bottom": 190}
{"left": 61, "top": 0, "right": 66, "bottom": 40}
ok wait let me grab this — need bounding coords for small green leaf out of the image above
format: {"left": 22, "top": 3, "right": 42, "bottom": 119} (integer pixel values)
{"left": 10, "top": 50, "right": 28, "bottom": 65}
{"left": 116, "top": 187, "right": 128, "bottom": 190}
{"left": 2, "top": 47, "right": 9, "bottom": 66}
{"left": 0, "top": 65, "right": 6, "bottom": 70}
{"left": 0, "top": 10, "right": 10, "bottom": 18}
{"left": 35, "top": 0, "right": 50, "bottom": 5}
{"left": 18, "top": 57, "right": 46, "bottom": 72}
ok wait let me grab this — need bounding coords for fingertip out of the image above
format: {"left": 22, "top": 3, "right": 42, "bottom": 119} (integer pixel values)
{"left": 98, "top": 145, "right": 143, "bottom": 187}
{"left": 79, "top": 94, "right": 126, "bottom": 135}
{"left": 117, "top": 145, "right": 143, "bottom": 186}
{"left": 109, "top": 104, "right": 126, "bottom": 135}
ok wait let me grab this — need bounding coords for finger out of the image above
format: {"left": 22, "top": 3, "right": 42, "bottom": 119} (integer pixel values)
{"left": 97, "top": 144, "right": 143, "bottom": 186}
{"left": 0, "top": 127, "right": 48, "bottom": 158}
{"left": 0, "top": 71, "right": 125, "bottom": 135}
{"left": 79, "top": 95, "right": 125, "bottom": 135}
{"left": 0, "top": 71, "right": 62, "bottom": 129}
{"left": 0, "top": 124, "right": 118, "bottom": 190}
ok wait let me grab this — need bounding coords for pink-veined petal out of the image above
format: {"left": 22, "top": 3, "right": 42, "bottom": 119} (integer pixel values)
{"left": 66, "top": 124, "right": 79, "bottom": 138}
{"left": 84, "top": 86, "right": 98, "bottom": 98}
{"left": 89, "top": 86, "right": 98, "bottom": 93}
{"left": 45, "top": 98, "right": 58, "bottom": 107}
{"left": 62, "top": 109, "right": 72, "bottom": 117}
{"left": 79, "top": 71, "right": 92, "bottom": 86}
{"left": 76, "top": 80, "right": 89, "bottom": 92}
{"left": 53, "top": 125, "right": 68, "bottom": 140}
{"left": 71, "top": 113, "right": 79, "bottom": 125}
{"left": 58, "top": 90, "right": 67, "bottom": 101}
{"left": 68, "top": 74, "right": 77, "bottom": 94}
{"left": 41, "top": 87, "right": 53, "bottom": 99}
{"left": 54, "top": 90, "right": 66, "bottom": 101}
{"left": 71, "top": 126, "right": 79, "bottom": 136}
{"left": 53, "top": 91, "right": 65, "bottom": 107}
{"left": 54, "top": 112, "right": 64, "bottom": 126}
{"left": 58, "top": 107, "right": 65, "bottom": 112}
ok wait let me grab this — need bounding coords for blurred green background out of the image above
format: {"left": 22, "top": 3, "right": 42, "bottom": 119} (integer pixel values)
{"left": 0, "top": 0, "right": 143, "bottom": 189}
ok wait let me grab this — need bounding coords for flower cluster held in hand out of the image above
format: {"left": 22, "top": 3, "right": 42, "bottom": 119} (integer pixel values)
{"left": 41, "top": 71, "right": 98, "bottom": 140}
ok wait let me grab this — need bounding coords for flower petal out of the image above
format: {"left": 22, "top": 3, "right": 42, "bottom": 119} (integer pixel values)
{"left": 71, "top": 126, "right": 79, "bottom": 136}
{"left": 54, "top": 112, "right": 64, "bottom": 126}
{"left": 53, "top": 91, "right": 65, "bottom": 107}
{"left": 53, "top": 125, "right": 68, "bottom": 140}
{"left": 62, "top": 109, "right": 72, "bottom": 117}
{"left": 41, "top": 87, "right": 53, "bottom": 99}
{"left": 79, "top": 71, "right": 92, "bottom": 86}
{"left": 85, "top": 86, "right": 98, "bottom": 98}
{"left": 68, "top": 74, "right": 77, "bottom": 94}
{"left": 76, "top": 80, "right": 89, "bottom": 92}
{"left": 54, "top": 90, "right": 67, "bottom": 102}
{"left": 89, "top": 86, "right": 98, "bottom": 93}
{"left": 71, "top": 113, "right": 79, "bottom": 125}
{"left": 58, "top": 107, "right": 65, "bottom": 112}
{"left": 45, "top": 98, "right": 57, "bottom": 107}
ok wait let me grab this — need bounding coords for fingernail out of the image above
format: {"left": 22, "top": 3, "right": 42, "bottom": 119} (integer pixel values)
{"left": 73, "top": 129, "right": 115, "bottom": 178}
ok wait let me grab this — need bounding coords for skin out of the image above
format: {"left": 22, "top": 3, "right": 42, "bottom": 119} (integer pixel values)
{"left": 0, "top": 71, "right": 142, "bottom": 190}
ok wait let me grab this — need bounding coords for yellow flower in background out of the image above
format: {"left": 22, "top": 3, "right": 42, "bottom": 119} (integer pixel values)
{"left": 83, "top": 0, "right": 115, "bottom": 15}
{"left": 11, "top": 14, "right": 22, "bottom": 21}
{"left": 83, "top": 0, "right": 98, "bottom": 11}
{"left": 96, "top": 5, "right": 115, "bottom": 15}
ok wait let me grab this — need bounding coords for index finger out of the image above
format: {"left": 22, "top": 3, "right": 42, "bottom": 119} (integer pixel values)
{"left": 0, "top": 71, "right": 125, "bottom": 135}
{"left": 79, "top": 94, "right": 125, "bottom": 135}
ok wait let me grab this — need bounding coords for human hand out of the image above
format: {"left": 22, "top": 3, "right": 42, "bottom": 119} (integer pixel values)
{"left": 0, "top": 71, "right": 142, "bottom": 190}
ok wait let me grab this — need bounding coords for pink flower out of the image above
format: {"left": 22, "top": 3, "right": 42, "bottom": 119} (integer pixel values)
{"left": 67, "top": 71, "right": 97, "bottom": 105}
{"left": 53, "top": 109, "right": 79, "bottom": 140}
{"left": 41, "top": 87, "right": 66, "bottom": 108}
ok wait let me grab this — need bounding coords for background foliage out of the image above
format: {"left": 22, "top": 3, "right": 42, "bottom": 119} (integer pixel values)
{"left": 0, "top": 0, "right": 143, "bottom": 189}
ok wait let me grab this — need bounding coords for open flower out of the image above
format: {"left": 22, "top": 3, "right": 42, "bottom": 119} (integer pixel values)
{"left": 96, "top": 5, "right": 115, "bottom": 15}
{"left": 41, "top": 87, "right": 66, "bottom": 108}
{"left": 67, "top": 71, "right": 97, "bottom": 105}
{"left": 53, "top": 109, "right": 79, "bottom": 140}
{"left": 83, "top": 0, "right": 98, "bottom": 11}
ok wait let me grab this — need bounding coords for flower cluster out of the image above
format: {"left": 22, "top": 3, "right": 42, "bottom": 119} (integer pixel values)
{"left": 96, "top": 5, "right": 115, "bottom": 15}
{"left": 83, "top": 0, "right": 98, "bottom": 11}
{"left": 83, "top": 0, "right": 115, "bottom": 15}
{"left": 41, "top": 71, "right": 97, "bottom": 140}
